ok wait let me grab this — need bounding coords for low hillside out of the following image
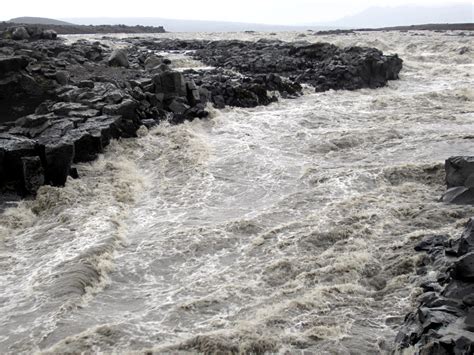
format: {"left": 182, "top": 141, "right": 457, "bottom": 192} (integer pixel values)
{"left": 9, "top": 17, "right": 75, "bottom": 26}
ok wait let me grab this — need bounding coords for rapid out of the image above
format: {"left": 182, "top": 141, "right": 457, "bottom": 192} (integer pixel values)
{"left": 1, "top": 30, "right": 473, "bottom": 354}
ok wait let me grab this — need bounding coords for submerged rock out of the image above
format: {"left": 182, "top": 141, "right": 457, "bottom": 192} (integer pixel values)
{"left": 442, "top": 156, "right": 474, "bottom": 205}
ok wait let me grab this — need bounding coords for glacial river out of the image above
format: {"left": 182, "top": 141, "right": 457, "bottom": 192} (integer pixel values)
{"left": 1, "top": 31, "right": 473, "bottom": 354}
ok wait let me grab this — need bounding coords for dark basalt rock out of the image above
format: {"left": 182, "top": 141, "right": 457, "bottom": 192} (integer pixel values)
{"left": 442, "top": 156, "right": 474, "bottom": 205}
{"left": 451, "top": 252, "right": 474, "bottom": 281}
{"left": 42, "top": 140, "right": 74, "bottom": 186}
{"left": 0, "top": 134, "right": 37, "bottom": 182}
{"left": 139, "top": 38, "right": 402, "bottom": 93}
{"left": 396, "top": 157, "right": 474, "bottom": 352}
{"left": 442, "top": 186, "right": 474, "bottom": 205}
{"left": 21, "top": 156, "right": 44, "bottom": 194}
{"left": 108, "top": 49, "right": 129, "bottom": 68}
{"left": 446, "top": 156, "right": 474, "bottom": 188}
{"left": 153, "top": 71, "right": 187, "bottom": 98}
{"left": 0, "top": 56, "right": 29, "bottom": 73}
{"left": 395, "top": 218, "right": 474, "bottom": 353}
{"left": 12, "top": 27, "right": 30, "bottom": 40}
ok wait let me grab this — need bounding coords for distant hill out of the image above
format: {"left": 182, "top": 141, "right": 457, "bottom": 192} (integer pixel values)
{"left": 321, "top": 3, "right": 473, "bottom": 28}
{"left": 9, "top": 17, "right": 75, "bottom": 26}
{"left": 61, "top": 17, "right": 333, "bottom": 32}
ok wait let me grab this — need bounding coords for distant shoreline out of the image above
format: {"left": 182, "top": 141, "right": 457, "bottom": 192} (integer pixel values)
{"left": 1, "top": 21, "right": 473, "bottom": 35}
{"left": 0, "top": 22, "right": 166, "bottom": 34}
{"left": 353, "top": 23, "right": 474, "bottom": 32}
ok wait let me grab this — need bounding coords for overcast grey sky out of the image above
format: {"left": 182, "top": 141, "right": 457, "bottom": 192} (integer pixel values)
{"left": 1, "top": 0, "right": 471, "bottom": 25}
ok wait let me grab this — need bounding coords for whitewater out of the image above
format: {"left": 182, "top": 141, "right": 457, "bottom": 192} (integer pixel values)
{"left": 0, "top": 30, "right": 473, "bottom": 354}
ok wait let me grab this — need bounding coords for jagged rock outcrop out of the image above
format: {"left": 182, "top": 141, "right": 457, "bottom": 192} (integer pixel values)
{"left": 442, "top": 156, "right": 474, "bottom": 205}
{"left": 137, "top": 38, "right": 403, "bottom": 92}
{"left": 395, "top": 162, "right": 474, "bottom": 354}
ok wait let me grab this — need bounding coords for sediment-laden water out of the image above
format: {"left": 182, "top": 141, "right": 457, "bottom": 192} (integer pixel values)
{"left": 1, "top": 31, "right": 473, "bottom": 354}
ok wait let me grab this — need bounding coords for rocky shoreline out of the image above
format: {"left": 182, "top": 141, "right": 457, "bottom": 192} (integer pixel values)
{"left": 395, "top": 157, "right": 474, "bottom": 354}
{"left": 0, "top": 29, "right": 402, "bottom": 196}
{"left": 0, "top": 22, "right": 166, "bottom": 35}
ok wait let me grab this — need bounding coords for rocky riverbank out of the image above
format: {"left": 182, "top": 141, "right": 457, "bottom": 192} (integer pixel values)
{"left": 395, "top": 157, "right": 474, "bottom": 354}
{"left": 0, "top": 31, "right": 402, "bottom": 196}
{"left": 133, "top": 38, "right": 403, "bottom": 92}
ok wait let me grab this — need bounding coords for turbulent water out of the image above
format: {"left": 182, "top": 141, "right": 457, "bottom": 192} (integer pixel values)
{"left": 1, "top": 31, "right": 474, "bottom": 354}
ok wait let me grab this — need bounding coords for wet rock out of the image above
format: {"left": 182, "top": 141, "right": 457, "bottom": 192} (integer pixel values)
{"left": 0, "top": 56, "right": 29, "bottom": 74}
{"left": 21, "top": 156, "right": 44, "bottom": 194}
{"left": 102, "top": 100, "right": 140, "bottom": 137}
{"left": 451, "top": 252, "right": 474, "bottom": 281}
{"left": 442, "top": 156, "right": 474, "bottom": 205}
{"left": 442, "top": 186, "right": 474, "bottom": 205}
{"left": 108, "top": 49, "right": 129, "bottom": 68}
{"left": 168, "top": 98, "right": 190, "bottom": 115}
{"left": 68, "top": 129, "right": 103, "bottom": 162}
{"left": 41, "top": 30, "right": 57, "bottom": 40}
{"left": 396, "top": 215, "right": 474, "bottom": 353}
{"left": 102, "top": 98, "right": 137, "bottom": 119}
{"left": 55, "top": 71, "right": 70, "bottom": 85}
{"left": 105, "top": 90, "right": 124, "bottom": 104}
{"left": 144, "top": 55, "right": 163, "bottom": 69}
{"left": 78, "top": 80, "right": 95, "bottom": 89}
{"left": 15, "top": 113, "right": 51, "bottom": 129}
{"left": 42, "top": 140, "right": 74, "bottom": 186}
{"left": 153, "top": 71, "right": 187, "bottom": 98}
{"left": 12, "top": 27, "right": 30, "bottom": 40}
{"left": 465, "top": 308, "right": 474, "bottom": 331}
{"left": 414, "top": 234, "right": 449, "bottom": 252}
{"left": 446, "top": 156, "right": 474, "bottom": 188}
{"left": 0, "top": 134, "right": 37, "bottom": 182}
{"left": 52, "top": 102, "right": 88, "bottom": 115}
{"left": 450, "top": 218, "right": 474, "bottom": 257}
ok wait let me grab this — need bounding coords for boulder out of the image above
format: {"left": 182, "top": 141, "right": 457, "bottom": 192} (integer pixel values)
{"left": 52, "top": 102, "right": 88, "bottom": 116}
{"left": 168, "top": 98, "right": 190, "bottom": 115}
{"left": 451, "top": 218, "right": 474, "bottom": 257}
{"left": 465, "top": 308, "right": 474, "bottom": 331}
{"left": 42, "top": 140, "right": 74, "bottom": 186}
{"left": 144, "top": 55, "right": 163, "bottom": 69}
{"left": 442, "top": 186, "right": 474, "bottom": 205}
{"left": 102, "top": 100, "right": 140, "bottom": 137}
{"left": 41, "top": 30, "right": 57, "bottom": 40}
{"left": 451, "top": 252, "right": 474, "bottom": 281}
{"left": 446, "top": 156, "right": 474, "bottom": 188}
{"left": 68, "top": 129, "right": 103, "bottom": 163}
{"left": 12, "top": 27, "right": 30, "bottom": 41}
{"left": 0, "top": 134, "right": 37, "bottom": 181}
{"left": 0, "top": 56, "right": 29, "bottom": 75}
{"left": 153, "top": 71, "right": 187, "bottom": 99}
{"left": 55, "top": 71, "right": 70, "bottom": 85}
{"left": 108, "top": 49, "right": 129, "bottom": 68}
